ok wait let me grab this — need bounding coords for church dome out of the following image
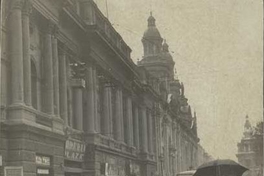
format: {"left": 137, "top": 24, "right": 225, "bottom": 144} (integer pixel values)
{"left": 143, "top": 13, "right": 162, "bottom": 40}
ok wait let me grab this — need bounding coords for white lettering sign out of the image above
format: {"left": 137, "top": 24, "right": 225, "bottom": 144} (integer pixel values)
{"left": 36, "top": 155, "right": 50, "bottom": 166}
{"left": 65, "top": 139, "right": 86, "bottom": 161}
{"left": 37, "top": 169, "right": 49, "bottom": 175}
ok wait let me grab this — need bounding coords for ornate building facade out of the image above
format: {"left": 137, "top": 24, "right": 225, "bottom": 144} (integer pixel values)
{"left": 0, "top": 1, "right": 209, "bottom": 176}
{"left": 138, "top": 13, "right": 201, "bottom": 176}
{"left": 236, "top": 116, "right": 263, "bottom": 176}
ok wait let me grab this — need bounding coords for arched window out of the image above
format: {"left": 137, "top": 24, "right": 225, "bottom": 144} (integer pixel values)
{"left": 31, "top": 60, "right": 38, "bottom": 109}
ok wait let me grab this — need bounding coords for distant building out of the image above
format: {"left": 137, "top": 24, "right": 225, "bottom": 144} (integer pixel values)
{"left": 236, "top": 116, "right": 263, "bottom": 176}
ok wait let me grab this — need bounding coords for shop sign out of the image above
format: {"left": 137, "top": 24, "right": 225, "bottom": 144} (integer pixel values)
{"left": 4, "top": 166, "right": 23, "bottom": 176}
{"left": 65, "top": 139, "right": 86, "bottom": 161}
{"left": 101, "top": 163, "right": 125, "bottom": 176}
{"left": 35, "top": 155, "right": 50, "bottom": 166}
{"left": 37, "top": 169, "right": 49, "bottom": 175}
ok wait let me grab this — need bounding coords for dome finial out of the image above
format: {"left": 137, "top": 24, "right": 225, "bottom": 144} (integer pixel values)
{"left": 148, "top": 12, "right": 156, "bottom": 27}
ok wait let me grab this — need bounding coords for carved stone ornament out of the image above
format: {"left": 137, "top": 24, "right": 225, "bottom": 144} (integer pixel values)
{"left": 12, "top": 0, "right": 23, "bottom": 10}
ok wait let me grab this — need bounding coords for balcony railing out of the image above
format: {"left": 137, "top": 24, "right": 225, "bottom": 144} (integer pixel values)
{"left": 81, "top": 0, "right": 131, "bottom": 61}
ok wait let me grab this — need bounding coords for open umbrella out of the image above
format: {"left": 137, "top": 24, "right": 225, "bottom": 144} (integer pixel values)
{"left": 194, "top": 159, "right": 248, "bottom": 176}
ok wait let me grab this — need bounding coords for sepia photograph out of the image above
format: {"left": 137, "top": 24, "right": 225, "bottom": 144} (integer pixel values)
{"left": 0, "top": 0, "right": 263, "bottom": 176}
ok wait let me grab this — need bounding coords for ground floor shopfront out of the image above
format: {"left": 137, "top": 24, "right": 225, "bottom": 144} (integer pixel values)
{"left": 0, "top": 123, "right": 156, "bottom": 176}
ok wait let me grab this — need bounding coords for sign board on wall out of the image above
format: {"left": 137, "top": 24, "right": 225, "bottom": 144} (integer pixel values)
{"left": 101, "top": 163, "right": 126, "bottom": 176}
{"left": 4, "top": 166, "right": 23, "bottom": 176}
{"left": 37, "top": 169, "right": 49, "bottom": 175}
{"left": 35, "top": 155, "right": 51, "bottom": 166}
{"left": 65, "top": 139, "right": 86, "bottom": 161}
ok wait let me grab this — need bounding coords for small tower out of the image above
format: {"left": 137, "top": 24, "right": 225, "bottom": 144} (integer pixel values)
{"left": 142, "top": 12, "right": 163, "bottom": 57}
{"left": 243, "top": 115, "right": 253, "bottom": 138}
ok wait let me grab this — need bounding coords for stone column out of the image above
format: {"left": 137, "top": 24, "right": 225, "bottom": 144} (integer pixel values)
{"left": 126, "top": 96, "right": 133, "bottom": 146}
{"left": 52, "top": 25, "right": 60, "bottom": 116}
{"left": 43, "top": 21, "right": 54, "bottom": 114}
{"left": 72, "top": 79, "right": 85, "bottom": 131}
{"left": 22, "top": 0, "right": 32, "bottom": 106}
{"left": 59, "top": 46, "right": 68, "bottom": 125}
{"left": 102, "top": 83, "right": 111, "bottom": 136}
{"left": 133, "top": 105, "right": 140, "bottom": 149}
{"left": 108, "top": 86, "right": 113, "bottom": 137}
{"left": 93, "top": 66, "right": 98, "bottom": 132}
{"left": 68, "top": 86, "right": 73, "bottom": 127}
{"left": 119, "top": 89, "right": 124, "bottom": 141}
{"left": 85, "top": 65, "right": 96, "bottom": 133}
{"left": 114, "top": 88, "right": 122, "bottom": 141}
{"left": 148, "top": 110, "right": 154, "bottom": 154}
{"left": 9, "top": 0, "right": 24, "bottom": 105}
{"left": 141, "top": 106, "right": 148, "bottom": 153}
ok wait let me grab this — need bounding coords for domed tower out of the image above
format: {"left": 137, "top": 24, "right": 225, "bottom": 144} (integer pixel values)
{"left": 142, "top": 12, "right": 163, "bottom": 56}
{"left": 138, "top": 13, "right": 175, "bottom": 81}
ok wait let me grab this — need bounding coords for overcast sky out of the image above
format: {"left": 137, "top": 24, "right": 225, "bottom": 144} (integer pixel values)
{"left": 96, "top": 0, "right": 263, "bottom": 160}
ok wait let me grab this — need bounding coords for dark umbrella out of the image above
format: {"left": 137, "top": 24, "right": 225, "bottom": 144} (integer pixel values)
{"left": 194, "top": 159, "right": 248, "bottom": 176}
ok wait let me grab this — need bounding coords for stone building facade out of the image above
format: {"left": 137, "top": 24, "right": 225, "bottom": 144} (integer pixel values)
{"left": 236, "top": 116, "right": 263, "bottom": 176}
{"left": 0, "top": 1, "right": 207, "bottom": 176}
